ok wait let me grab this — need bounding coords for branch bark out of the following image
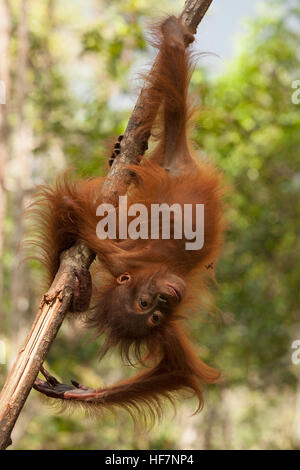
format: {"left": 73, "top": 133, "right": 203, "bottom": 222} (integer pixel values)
{"left": 0, "top": 0, "right": 213, "bottom": 450}
{"left": 0, "top": 243, "right": 94, "bottom": 449}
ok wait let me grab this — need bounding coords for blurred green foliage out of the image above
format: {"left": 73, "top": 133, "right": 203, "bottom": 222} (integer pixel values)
{"left": 1, "top": 0, "right": 299, "bottom": 450}
{"left": 193, "top": 1, "right": 300, "bottom": 390}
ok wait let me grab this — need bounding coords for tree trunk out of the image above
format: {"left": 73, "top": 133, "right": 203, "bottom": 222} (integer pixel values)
{"left": 8, "top": 0, "right": 33, "bottom": 364}
{"left": 0, "top": 0, "right": 11, "bottom": 329}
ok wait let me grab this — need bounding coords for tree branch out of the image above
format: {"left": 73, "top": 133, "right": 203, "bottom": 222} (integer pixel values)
{"left": 0, "top": 0, "right": 213, "bottom": 449}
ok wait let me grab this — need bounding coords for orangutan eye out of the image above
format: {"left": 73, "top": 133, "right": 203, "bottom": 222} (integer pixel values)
{"left": 140, "top": 299, "right": 148, "bottom": 308}
{"left": 147, "top": 311, "right": 164, "bottom": 327}
{"left": 152, "top": 313, "right": 160, "bottom": 323}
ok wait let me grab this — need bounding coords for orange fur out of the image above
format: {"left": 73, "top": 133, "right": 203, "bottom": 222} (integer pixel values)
{"left": 32, "top": 15, "right": 224, "bottom": 423}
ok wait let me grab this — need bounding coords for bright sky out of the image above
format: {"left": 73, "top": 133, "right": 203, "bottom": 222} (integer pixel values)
{"left": 194, "top": 0, "right": 266, "bottom": 74}
{"left": 110, "top": 0, "right": 268, "bottom": 109}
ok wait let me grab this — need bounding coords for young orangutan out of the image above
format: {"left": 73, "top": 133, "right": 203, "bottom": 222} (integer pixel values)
{"left": 33, "top": 15, "right": 224, "bottom": 421}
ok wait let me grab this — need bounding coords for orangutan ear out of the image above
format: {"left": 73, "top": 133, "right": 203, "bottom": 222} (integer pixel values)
{"left": 117, "top": 273, "right": 131, "bottom": 285}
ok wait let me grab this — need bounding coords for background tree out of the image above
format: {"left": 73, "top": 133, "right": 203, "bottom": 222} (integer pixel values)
{"left": 0, "top": 0, "right": 11, "bottom": 329}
